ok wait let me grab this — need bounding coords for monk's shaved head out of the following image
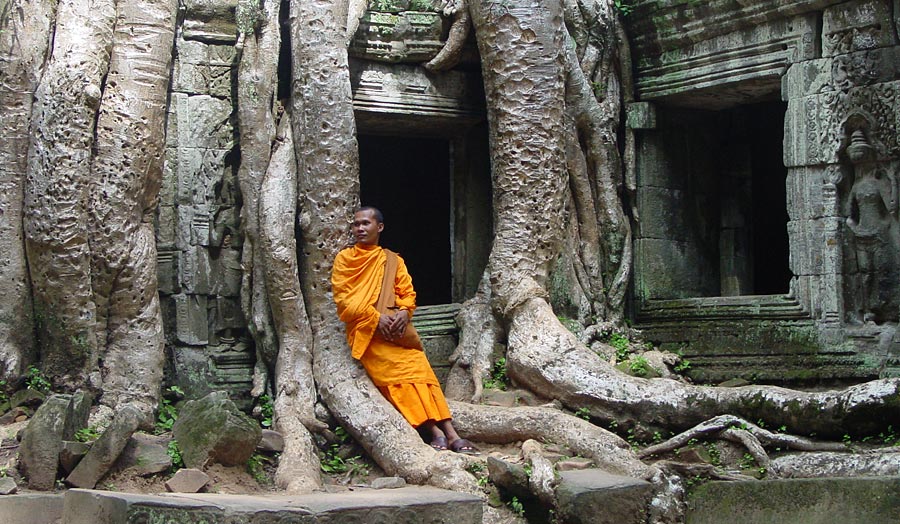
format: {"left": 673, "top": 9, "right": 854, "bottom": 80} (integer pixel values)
{"left": 357, "top": 206, "right": 384, "bottom": 223}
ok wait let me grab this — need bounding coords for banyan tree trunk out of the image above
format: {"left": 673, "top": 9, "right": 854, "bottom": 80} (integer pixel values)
{"left": 86, "top": 0, "right": 177, "bottom": 419}
{"left": 0, "top": 0, "right": 54, "bottom": 379}
{"left": 24, "top": 0, "right": 116, "bottom": 387}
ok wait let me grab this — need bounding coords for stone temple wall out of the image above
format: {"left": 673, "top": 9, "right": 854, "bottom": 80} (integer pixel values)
{"left": 158, "top": 0, "right": 253, "bottom": 404}
{"left": 627, "top": 0, "right": 900, "bottom": 383}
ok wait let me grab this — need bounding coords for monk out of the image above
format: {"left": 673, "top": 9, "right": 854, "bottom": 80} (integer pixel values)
{"left": 331, "top": 206, "right": 475, "bottom": 453}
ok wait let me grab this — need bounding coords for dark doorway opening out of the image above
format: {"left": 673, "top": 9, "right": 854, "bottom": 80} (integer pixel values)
{"left": 359, "top": 134, "right": 451, "bottom": 305}
{"left": 747, "top": 101, "right": 790, "bottom": 295}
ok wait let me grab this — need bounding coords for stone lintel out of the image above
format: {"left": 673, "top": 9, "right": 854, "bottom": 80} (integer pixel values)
{"left": 635, "top": 14, "right": 818, "bottom": 108}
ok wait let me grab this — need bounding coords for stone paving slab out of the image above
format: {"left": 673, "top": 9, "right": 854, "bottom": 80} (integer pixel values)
{"left": 62, "top": 486, "right": 483, "bottom": 524}
{"left": 687, "top": 476, "right": 900, "bottom": 524}
{"left": 0, "top": 493, "right": 65, "bottom": 524}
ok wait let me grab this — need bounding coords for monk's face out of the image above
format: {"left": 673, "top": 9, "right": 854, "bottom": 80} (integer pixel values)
{"left": 352, "top": 209, "right": 384, "bottom": 245}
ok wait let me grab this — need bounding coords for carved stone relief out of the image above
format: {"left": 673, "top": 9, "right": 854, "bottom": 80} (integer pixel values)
{"left": 838, "top": 113, "right": 900, "bottom": 324}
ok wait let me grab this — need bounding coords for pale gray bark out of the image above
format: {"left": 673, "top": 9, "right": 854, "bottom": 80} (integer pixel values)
{"left": 0, "top": 0, "right": 54, "bottom": 379}
{"left": 235, "top": 0, "right": 280, "bottom": 396}
{"left": 260, "top": 116, "right": 322, "bottom": 492}
{"left": 24, "top": 0, "right": 116, "bottom": 387}
{"left": 88, "top": 0, "right": 177, "bottom": 420}
{"left": 450, "top": 401, "right": 653, "bottom": 478}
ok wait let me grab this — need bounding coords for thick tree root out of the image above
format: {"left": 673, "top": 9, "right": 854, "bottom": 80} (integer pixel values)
{"left": 506, "top": 297, "right": 900, "bottom": 439}
{"left": 450, "top": 401, "right": 654, "bottom": 478}
{"left": 638, "top": 415, "right": 847, "bottom": 461}
{"left": 445, "top": 275, "right": 503, "bottom": 402}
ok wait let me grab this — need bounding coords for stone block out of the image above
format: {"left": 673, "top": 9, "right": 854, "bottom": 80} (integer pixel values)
{"left": 211, "top": 248, "right": 242, "bottom": 297}
{"left": 113, "top": 433, "right": 172, "bottom": 477}
{"left": 59, "top": 441, "right": 90, "bottom": 474}
{"left": 635, "top": 238, "right": 719, "bottom": 301}
{"left": 172, "top": 391, "right": 261, "bottom": 468}
{"left": 823, "top": 0, "right": 896, "bottom": 57}
{"left": 0, "top": 476, "right": 17, "bottom": 494}
{"left": 371, "top": 476, "right": 407, "bottom": 489}
{"left": 687, "top": 477, "right": 900, "bottom": 524}
{"left": 19, "top": 394, "right": 82, "bottom": 490}
{"left": 65, "top": 405, "right": 142, "bottom": 489}
{"left": 782, "top": 59, "right": 834, "bottom": 100}
{"left": 555, "top": 469, "right": 654, "bottom": 524}
{"left": 174, "top": 294, "right": 209, "bottom": 346}
{"left": 165, "top": 468, "right": 210, "bottom": 493}
{"left": 181, "top": 246, "right": 212, "bottom": 294}
{"left": 61, "top": 487, "right": 482, "bottom": 524}
{"left": 626, "top": 102, "right": 657, "bottom": 129}
{"left": 638, "top": 185, "right": 689, "bottom": 241}
{"left": 160, "top": 147, "right": 177, "bottom": 206}
{"left": 258, "top": 429, "right": 285, "bottom": 453}
{"left": 181, "top": 95, "right": 233, "bottom": 150}
{"left": 0, "top": 493, "right": 64, "bottom": 524}
{"left": 156, "top": 248, "right": 180, "bottom": 295}
{"left": 175, "top": 148, "right": 230, "bottom": 206}
{"left": 182, "top": 0, "right": 238, "bottom": 44}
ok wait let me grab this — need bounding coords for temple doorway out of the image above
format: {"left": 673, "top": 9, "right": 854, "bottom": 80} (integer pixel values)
{"left": 635, "top": 99, "right": 790, "bottom": 301}
{"left": 359, "top": 134, "right": 452, "bottom": 305}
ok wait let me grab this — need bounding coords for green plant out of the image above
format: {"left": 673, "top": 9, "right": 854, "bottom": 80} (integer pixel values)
{"left": 508, "top": 496, "right": 524, "bottom": 517}
{"left": 26, "top": 366, "right": 51, "bottom": 393}
{"left": 483, "top": 357, "right": 509, "bottom": 391}
{"left": 703, "top": 442, "right": 722, "bottom": 466}
{"left": 879, "top": 425, "right": 898, "bottom": 445}
{"left": 167, "top": 440, "right": 185, "bottom": 470}
{"left": 477, "top": 475, "right": 489, "bottom": 487}
{"left": 523, "top": 463, "right": 533, "bottom": 479}
{"left": 247, "top": 453, "right": 271, "bottom": 485}
{"left": 613, "top": 0, "right": 634, "bottom": 16}
{"left": 609, "top": 333, "right": 630, "bottom": 361}
{"left": 257, "top": 394, "right": 274, "bottom": 428}
{"left": 628, "top": 355, "right": 651, "bottom": 377}
{"left": 0, "top": 379, "right": 8, "bottom": 404}
{"left": 75, "top": 425, "right": 100, "bottom": 442}
{"left": 155, "top": 386, "right": 184, "bottom": 434}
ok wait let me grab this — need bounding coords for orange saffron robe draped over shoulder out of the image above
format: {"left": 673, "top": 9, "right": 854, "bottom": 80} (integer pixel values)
{"left": 331, "top": 244, "right": 452, "bottom": 427}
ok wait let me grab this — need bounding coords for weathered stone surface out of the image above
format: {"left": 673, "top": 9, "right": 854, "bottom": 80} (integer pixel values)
{"left": 822, "top": 0, "right": 896, "bottom": 57}
{"left": 61, "top": 487, "right": 482, "bottom": 524}
{"left": 0, "top": 493, "right": 64, "bottom": 524}
{"left": 59, "top": 441, "right": 91, "bottom": 474}
{"left": 165, "top": 468, "right": 209, "bottom": 493}
{"left": 19, "top": 394, "right": 76, "bottom": 490}
{"left": 0, "top": 406, "right": 29, "bottom": 425}
{"left": 0, "top": 476, "right": 17, "bottom": 494}
{"left": 687, "top": 477, "right": 900, "bottom": 524}
{"left": 65, "top": 404, "right": 142, "bottom": 489}
{"left": 486, "top": 456, "right": 531, "bottom": 499}
{"left": 371, "top": 476, "right": 407, "bottom": 489}
{"left": 555, "top": 458, "right": 593, "bottom": 471}
{"left": 554, "top": 470, "right": 654, "bottom": 524}
{"left": 172, "top": 391, "right": 261, "bottom": 468}
{"left": 258, "top": 429, "right": 285, "bottom": 453}
{"left": 9, "top": 389, "right": 45, "bottom": 409}
{"left": 113, "top": 433, "right": 172, "bottom": 477}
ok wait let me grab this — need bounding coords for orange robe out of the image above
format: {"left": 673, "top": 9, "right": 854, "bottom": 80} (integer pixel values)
{"left": 331, "top": 243, "right": 452, "bottom": 427}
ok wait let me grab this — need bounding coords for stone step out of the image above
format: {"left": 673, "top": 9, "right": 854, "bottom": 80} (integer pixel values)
{"left": 554, "top": 469, "right": 655, "bottom": 524}
{"left": 687, "top": 476, "right": 900, "bottom": 524}
{"left": 0, "top": 493, "right": 65, "bottom": 524}
{"left": 50, "top": 486, "right": 481, "bottom": 524}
